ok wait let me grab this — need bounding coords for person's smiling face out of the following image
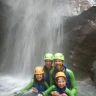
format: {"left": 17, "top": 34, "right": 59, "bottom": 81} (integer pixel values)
{"left": 35, "top": 74, "right": 43, "bottom": 81}
{"left": 56, "top": 76, "right": 66, "bottom": 88}
{"left": 54, "top": 59, "right": 63, "bottom": 71}
{"left": 45, "top": 60, "right": 53, "bottom": 69}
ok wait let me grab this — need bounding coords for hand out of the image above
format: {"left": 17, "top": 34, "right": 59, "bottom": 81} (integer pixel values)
{"left": 30, "top": 87, "right": 38, "bottom": 92}
{"left": 37, "top": 94, "right": 43, "bottom": 96}
{"left": 51, "top": 91, "right": 60, "bottom": 96}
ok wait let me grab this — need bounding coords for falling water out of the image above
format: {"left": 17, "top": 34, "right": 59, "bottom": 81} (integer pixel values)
{"left": 0, "top": 0, "right": 96, "bottom": 96}
{"left": 0, "top": 0, "right": 73, "bottom": 76}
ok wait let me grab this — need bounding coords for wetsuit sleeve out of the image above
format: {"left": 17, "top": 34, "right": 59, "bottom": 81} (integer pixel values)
{"left": 65, "top": 87, "right": 74, "bottom": 96}
{"left": 49, "top": 67, "right": 54, "bottom": 86}
{"left": 42, "top": 85, "right": 56, "bottom": 96}
{"left": 17, "top": 77, "right": 34, "bottom": 93}
{"left": 66, "top": 69, "right": 77, "bottom": 95}
{"left": 44, "top": 81, "right": 49, "bottom": 89}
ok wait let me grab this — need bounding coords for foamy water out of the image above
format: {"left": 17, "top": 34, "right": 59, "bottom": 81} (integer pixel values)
{"left": 0, "top": 75, "right": 96, "bottom": 96}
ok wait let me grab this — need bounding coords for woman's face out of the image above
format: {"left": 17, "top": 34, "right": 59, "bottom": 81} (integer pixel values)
{"left": 54, "top": 59, "right": 63, "bottom": 71}
{"left": 56, "top": 77, "right": 66, "bottom": 88}
{"left": 35, "top": 74, "right": 43, "bottom": 81}
{"left": 45, "top": 60, "right": 53, "bottom": 69}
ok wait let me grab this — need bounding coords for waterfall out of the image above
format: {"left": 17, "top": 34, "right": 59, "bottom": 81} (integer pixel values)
{"left": 0, "top": 0, "right": 72, "bottom": 76}
{"left": 0, "top": 0, "right": 96, "bottom": 95}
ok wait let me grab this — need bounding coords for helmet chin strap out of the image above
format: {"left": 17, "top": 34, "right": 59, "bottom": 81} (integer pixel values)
{"left": 56, "top": 65, "right": 62, "bottom": 71}
{"left": 62, "top": 67, "right": 66, "bottom": 72}
{"left": 58, "top": 65, "right": 65, "bottom": 72}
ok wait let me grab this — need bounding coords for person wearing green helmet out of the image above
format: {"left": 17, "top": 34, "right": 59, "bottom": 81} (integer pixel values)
{"left": 51, "top": 53, "right": 77, "bottom": 95}
{"left": 43, "top": 53, "right": 54, "bottom": 86}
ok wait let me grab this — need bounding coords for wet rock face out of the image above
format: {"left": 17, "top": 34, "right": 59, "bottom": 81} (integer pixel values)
{"left": 0, "top": 1, "right": 6, "bottom": 46}
{"left": 64, "top": 6, "right": 96, "bottom": 82}
{"left": 0, "top": 1, "right": 10, "bottom": 63}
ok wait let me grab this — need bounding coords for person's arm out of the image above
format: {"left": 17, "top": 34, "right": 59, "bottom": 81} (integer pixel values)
{"left": 44, "top": 81, "right": 49, "bottom": 89}
{"left": 49, "top": 67, "right": 55, "bottom": 86}
{"left": 65, "top": 87, "right": 74, "bottom": 96}
{"left": 42, "top": 85, "right": 56, "bottom": 96}
{"left": 17, "top": 78, "right": 34, "bottom": 93}
{"left": 66, "top": 69, "right": 77, "bottom": 95}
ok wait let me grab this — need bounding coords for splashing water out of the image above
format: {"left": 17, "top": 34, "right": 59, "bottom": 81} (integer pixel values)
{"left": 0, "top": 76, "right": 96, "bottom": 96}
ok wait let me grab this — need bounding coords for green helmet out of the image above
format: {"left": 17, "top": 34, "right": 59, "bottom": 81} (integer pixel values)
{"left": 44, "top": 53, "right": 53, "bottom": 60}
{"left": 54, "top": 53, "right": 64, "bottom": 60}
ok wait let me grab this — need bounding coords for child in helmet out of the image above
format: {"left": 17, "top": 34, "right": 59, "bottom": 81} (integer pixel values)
{"left": 38, "top": 72, "right": 74, "bottom": 96}
{"left": 43, "top": 53, "right": 54, "bottom": 86}
{"left": 51, "top": 72, "right": 67, "bottom": 96}
{"left": 51, "top": 53, "right": 77, "bottom": 95}
{"left": 13, "top": 66, "right": 49, "bottom": 95}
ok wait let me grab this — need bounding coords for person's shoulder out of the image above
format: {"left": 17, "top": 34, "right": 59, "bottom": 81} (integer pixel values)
{"left": 43, "top": 65, "right": 46, "bottom": 69}
{"left": 63, "top": 64, "right": 67, "bottom": 68}
{"left": 50, "top": 66, "right": 55, "bottom": 71}
{"left": 51, "top": 66, "right": 55, "bottom": 69}
{"left": 66, "top": 68, "right": 73, "bottom": 73}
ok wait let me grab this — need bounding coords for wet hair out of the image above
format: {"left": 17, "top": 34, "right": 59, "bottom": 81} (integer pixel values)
{"left": 34, "top": 74, "right": 44, "bottom": 83}
{"left": 55, "top": 76, "right": 66, "bottom": 82}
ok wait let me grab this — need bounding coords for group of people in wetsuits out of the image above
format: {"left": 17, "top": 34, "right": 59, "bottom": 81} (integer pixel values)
{"left": 12, "top": 53, "right": 77, "bottom": 96}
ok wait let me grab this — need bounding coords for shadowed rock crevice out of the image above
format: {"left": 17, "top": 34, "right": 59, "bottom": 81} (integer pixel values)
{"left": 64, "top": 6, "right": 96, "bottom": 82}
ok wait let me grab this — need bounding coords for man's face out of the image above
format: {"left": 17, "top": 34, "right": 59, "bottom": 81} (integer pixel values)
{"left": 54, "top": 59, "right": 63, "bottom": 71}
{"left": 45, "top": 60, "right": 53, "bottom": 69}
{"left": 56, "top": 77, "right": 66, "bottom": 88}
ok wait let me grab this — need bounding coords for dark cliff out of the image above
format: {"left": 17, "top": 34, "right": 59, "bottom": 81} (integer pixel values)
{"left": 64, "top": 6, "right": 96, "bottom": 84}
